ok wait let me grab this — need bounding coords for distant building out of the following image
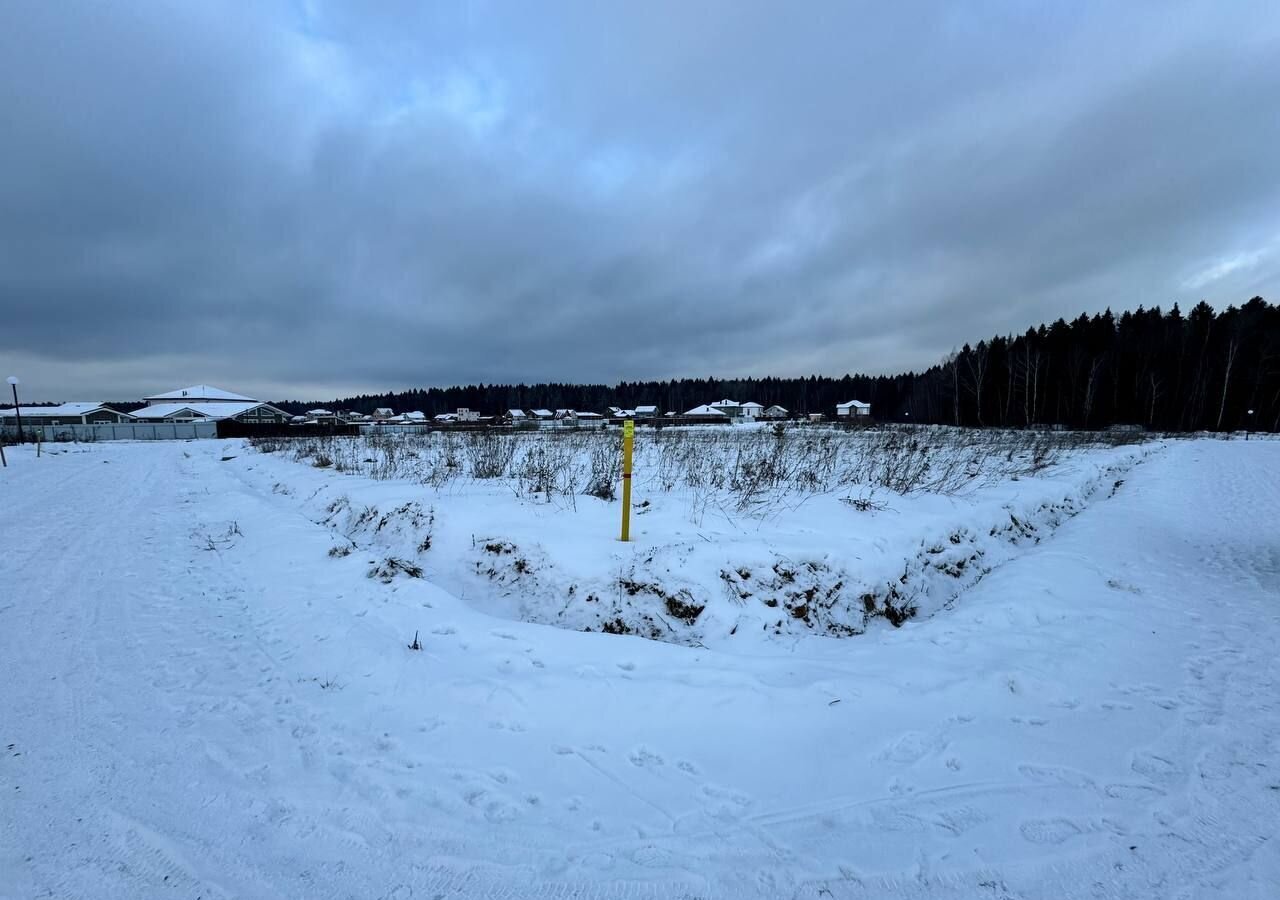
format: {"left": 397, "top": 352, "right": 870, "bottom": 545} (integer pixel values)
{"left": 836, "top": 400, "right": 872, "bottom": 419}
{"left": 740, "top": 401, "right": 765, "bottom": 420}
{"left": 709, "top": 399, "right": 742, "bottom": 417}
{"left": 142, "top": 385, "right": 257, "bottom": 406}
{"left": 132, "top": 401, "right": 292, "bottom": 424}
{"left": 0, "top": 403, "right": 134, "bottom": 426}
{"left": 634, "top": 404, "right": 658, "bottom": 417}
{"left": 372, "top": 408, "right": 395, "bottom": 420}
{"left": 763, "top": 405, "right": 789, "bottom": 420}
{"left": 684, "top": 404, "right": 728, "bottom": 417}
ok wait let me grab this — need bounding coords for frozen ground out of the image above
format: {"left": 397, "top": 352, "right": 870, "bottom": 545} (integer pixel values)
{"left": 1, "top": 437, "right": 1277, "bottom": 899}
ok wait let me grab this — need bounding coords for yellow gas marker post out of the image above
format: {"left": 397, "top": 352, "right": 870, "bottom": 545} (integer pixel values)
{"left": 620, "top": 419, "right": 634, "bottom": 541}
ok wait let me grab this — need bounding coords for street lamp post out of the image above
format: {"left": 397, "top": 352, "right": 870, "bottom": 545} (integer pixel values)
{"left": 1246, "top": 408, "right": 1255, "bottom": 440}
{"left": 7, "top": 377, "right": 22, "bottom": 444}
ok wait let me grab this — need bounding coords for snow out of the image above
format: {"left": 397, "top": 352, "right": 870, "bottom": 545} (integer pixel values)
{"left": 2, "top": 437, "right": 1278, "bottom": 898}
{"left": 142, "top": 384, "right": 257, "bottom": 403}
{"left": 684, "top": 404, "right": 727, "bottom": 416}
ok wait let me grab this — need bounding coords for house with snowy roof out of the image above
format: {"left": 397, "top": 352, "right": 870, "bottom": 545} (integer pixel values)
{"left": 708, "top": 399, "right": 764, "bottom": 420}
{"left": 142, "top": 384, "right": 257, "bottom": 405}
{"left": 0, "top": 402, "right": 135, "bottom": 426}
{"left": 763, "top": 405, "right": 789, "bottom": 419}
{"left": 133, "top": 401, "right": 292, "bottom": 424}
{"left": 135, "top": 385, "right": 289, "bottom": 424}
{"left": 836, "top": 400, "right": 871, "bottom": 419}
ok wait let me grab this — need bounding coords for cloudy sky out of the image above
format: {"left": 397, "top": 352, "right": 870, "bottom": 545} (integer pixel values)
{"left": 2, "top": 1, "right": 1278, "bottom": 402}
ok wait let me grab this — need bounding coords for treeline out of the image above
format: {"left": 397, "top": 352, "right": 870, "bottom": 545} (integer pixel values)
{"left": 278, "top": 297, "right": 1278, "bottom": 432}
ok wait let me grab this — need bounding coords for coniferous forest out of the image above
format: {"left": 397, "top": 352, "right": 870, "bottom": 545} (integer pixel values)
{"left": 281, "top": 298, "right": 1279, "bottom": 432}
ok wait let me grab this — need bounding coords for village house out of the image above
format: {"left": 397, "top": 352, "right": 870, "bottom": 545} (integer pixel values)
{"left": 683, "top": 404, "right": 728, "bottom": 417}
{"left": 836, "top": 400, "right": 872, "bottom": 419}
{"left": 0, "top": 402, "right": 135, "bottom": 426}
{"left": 132, "top": 384, "right": 291, "bottom": 424}
{"left": 763, "top": 405, "right": 789, "bottom": 419}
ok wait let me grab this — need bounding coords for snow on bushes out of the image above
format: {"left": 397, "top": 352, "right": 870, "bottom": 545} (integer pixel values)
{"left": 243, "top": 426, "right": 1153, "bottom": 644}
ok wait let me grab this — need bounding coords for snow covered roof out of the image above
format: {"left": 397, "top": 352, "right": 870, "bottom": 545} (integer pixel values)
{"left": 684, "top": 404, "right": 728, "bottom": 416}
{"left": 710, "top": 399, "right": 740, "bottom": 408}
{"left": 131, "top": 401, "right": 272, "bottom": 420}
{"left": 634, "top": 405, "right": 658, "bottom": 414}
{"left": 404, "top": 411, "right": 426, "bottom": 421}
{"left": 373, "top": 407, "right": 394, "bottom": 416}
{"left": 509, "top": 409, "right": 527, "bottom": 417}
{"left": 740, "top": 401, "right": 765, "bottom": 410}
{"left": 576, "top": 411, "right": 605, "bottom": 419}
{"left": 766, "top": 405, "right": 788, "bottom": 413}
{"left": 531, "top": 408, "right": 553, "bottom": 417}
{"left": 307, "top": 408, "right": 333, "bottom": 416}
{"left": 143, "top": 384, "right": 257, "bottom": 403}
{"left": 837, "top": 400, "right": 871, "bottom": 410}
{"left": 0, "top": 402, "right": 129, "bottom": 419}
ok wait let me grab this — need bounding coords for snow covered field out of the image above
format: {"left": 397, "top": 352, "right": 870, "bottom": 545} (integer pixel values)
{"left": 2, "top": 435, "right": 1277, "bottom": 898}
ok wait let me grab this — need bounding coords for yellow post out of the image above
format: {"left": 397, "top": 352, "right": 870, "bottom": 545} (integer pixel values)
{"left": 620, "top": 419, "right": 634, "bottom": 541}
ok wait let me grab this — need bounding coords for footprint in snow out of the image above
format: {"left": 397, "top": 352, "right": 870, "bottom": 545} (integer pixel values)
{"left": 1020, "top": 818, "right": 1084, "bottom": 845}
{"left": 1130, "top": 752, "right": 1180, "bottom": 782}
{"left": 629, "top": 748, "right": 664, "bottom": 768}
{"left": 877, "top": 731, "right": 945, "bottom": 765}
{"left": 1104, "top": 782, "right": 1166, "bottom": 800}
{"left": 1017, "top": 764, "right": 1098, "bottom": 792}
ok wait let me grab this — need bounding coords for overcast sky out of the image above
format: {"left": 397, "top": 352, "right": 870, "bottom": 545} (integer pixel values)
{"left": 2, "top": 1, "right": 1278, "bottom": 402}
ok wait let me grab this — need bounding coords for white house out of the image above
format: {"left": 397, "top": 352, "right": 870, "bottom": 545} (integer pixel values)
{"left": 454, "top": 408, "right": 480, "bottom": 423}
{"left": 142, "top": 384, "right": 257, "bottom": 406}
{"left": 763, "top": 405, "right": 788, "bottom": 419}
{"left": 508, "top": 409, "right": 527, "bottom": 421}
{"left": 709, "top": 399, "right": 742, "bottom": 417}
{"left": 836, "top": 400, "right": 872, "bottom": 418}
{"left": 0, "top": 402, "right": 135, "bottom": 426}
{"left": 132, "top": 401, "right": 292, "bottom": 424}
{"left": 684, "top": 404, "right": 728, "bottom": 417}
{"left": 404, "top": 411, "right": 427, "bottom": 423}
{"left": 740, "top": 401, "right": 765, "bottom": 420}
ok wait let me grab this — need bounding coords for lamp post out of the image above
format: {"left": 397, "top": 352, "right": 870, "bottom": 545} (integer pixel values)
{"left": 1246, "top": 408, "right": 1255, "bottom": 440}
{"left": 6, "top": 376, "right": 21, "bottom": 444}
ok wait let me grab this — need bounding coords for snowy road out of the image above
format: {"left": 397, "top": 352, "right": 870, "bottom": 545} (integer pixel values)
{"left": 2, "top": 439, "right": 1277, "bottom": 898}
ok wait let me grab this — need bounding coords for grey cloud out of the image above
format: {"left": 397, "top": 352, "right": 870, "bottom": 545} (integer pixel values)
{"left": 1, "top": 0, "right": 1278, "bottom": 401}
